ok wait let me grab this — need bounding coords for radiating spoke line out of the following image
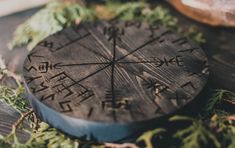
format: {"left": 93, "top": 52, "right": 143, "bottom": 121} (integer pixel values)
{"left": 115, "top": 36, "right": 161, "bottom": 62}
{"left": 83, "top": 25, "right": 114, "bottom": 61}
{"left": 58, "top": 62, "right": 110, "bottom": 67}
{"left": 118, "top": 61, "right": 157, "bottom": 64}
{"left": 78, "top": 43, "right": 112, "bottom": 62}
{"left": 55, "top": 32, "right": 91, "bottom": 51}
{"left": 111, "top": 29, "right": 117, "bottom": 113}
{"left": 60, "top": 63, "right": 112, "bottom": 91}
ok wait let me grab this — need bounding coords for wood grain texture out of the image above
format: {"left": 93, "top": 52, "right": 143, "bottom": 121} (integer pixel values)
{"left": 23, "top": 20, "right": 209, "bottom": 124}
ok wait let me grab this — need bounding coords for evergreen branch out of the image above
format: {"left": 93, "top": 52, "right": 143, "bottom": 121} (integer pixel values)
{"left": 111, "top": 2, "right": 179, "bottom": 29}
{"left": 9, "top": 1, "right": 205, "bottom": 51}
{"left": 1, "top": 119, "right": 80, "bottom": 147}
{"left": 111, "top": 2, "right": 205, "bottom": 44}
{"left": 25, "top": 122, "right": 79, "bottom": 148}
{"left": 8, "top": 1, "right": 95, "bottom": 50}
{"left": 205, "top": 89, "right": 235, "bottom": 113}
{"left": 170, "top": 115, "right": 221, "bottom": 148}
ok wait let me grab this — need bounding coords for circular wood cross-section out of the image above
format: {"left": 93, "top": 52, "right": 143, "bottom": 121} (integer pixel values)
{"left": 23, "top": 20, "right": 209, "bottom": 141}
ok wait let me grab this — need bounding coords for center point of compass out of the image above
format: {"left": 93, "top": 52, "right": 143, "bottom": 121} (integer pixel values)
{"left": 113, "top": 60, "right": 116, "bottom": 64}
{"left": 110, "top": 59, "right": 118, "bottom": 65}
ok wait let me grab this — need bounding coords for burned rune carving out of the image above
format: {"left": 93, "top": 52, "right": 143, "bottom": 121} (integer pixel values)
{"left": 23, "top": 20, "right": 209, "bottom": 123}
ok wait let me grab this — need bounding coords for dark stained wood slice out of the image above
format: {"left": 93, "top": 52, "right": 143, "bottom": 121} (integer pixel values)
{"left": 23, "top": 20, "right": 209, "bottom": 141}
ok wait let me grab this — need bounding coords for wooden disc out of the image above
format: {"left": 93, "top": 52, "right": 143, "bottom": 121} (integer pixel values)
{"left": 23, "top": 20, "right": 209, "bottom": 141}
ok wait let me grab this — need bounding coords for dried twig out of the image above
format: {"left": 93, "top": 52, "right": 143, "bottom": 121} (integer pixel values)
{"left": 105, "top": 143, "right": 138, "bottom": 148}
{"left": 12, "top": 109, "right": 34, "bottom": 131}
{"left": 223, "top": 99, "right": 235, "bottom": 105}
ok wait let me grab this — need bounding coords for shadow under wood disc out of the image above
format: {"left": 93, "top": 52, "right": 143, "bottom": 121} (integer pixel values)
{"left": 23, "top": 20, "right": 209, "bottom": 142}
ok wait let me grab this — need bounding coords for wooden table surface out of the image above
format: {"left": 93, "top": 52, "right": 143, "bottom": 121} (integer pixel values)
{"left": 0, "top": 2, "right": 234, "bottom": 142}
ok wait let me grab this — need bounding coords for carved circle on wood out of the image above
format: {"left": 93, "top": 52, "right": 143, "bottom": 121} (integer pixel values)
{"left": 23, "top": 20, "right": 209, "bottom": 141}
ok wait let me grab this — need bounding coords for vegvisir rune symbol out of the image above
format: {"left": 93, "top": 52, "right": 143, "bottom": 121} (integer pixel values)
{"left": 23, "top": 20, "right": 209, "bottom": 123}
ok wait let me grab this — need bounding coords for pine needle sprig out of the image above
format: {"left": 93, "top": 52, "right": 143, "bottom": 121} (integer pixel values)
{"left": 170, "top": 115, "right": 221, "bottom": 148}
{"left": 25, "top": 122, "right": 79, "bottom": 148}
{"left": 205, "top": 89, "right": 235, "bottom": 113}
{"left": 113, "top": 2, "right": 146, "bottom": 21}
{"left": 108, "top": 2, "right": 205, "bottom": 44}
{"left": 112, "top": 2, "right": 178, "bottom": 29}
